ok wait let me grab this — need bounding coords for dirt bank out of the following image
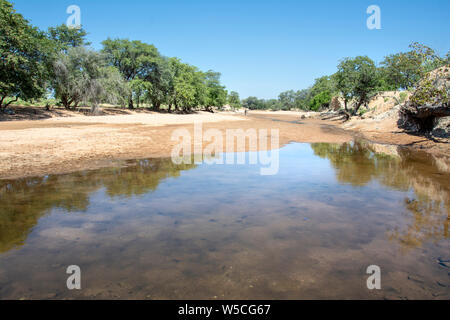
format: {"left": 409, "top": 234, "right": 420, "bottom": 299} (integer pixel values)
{"left": 0, "top": 109, "right": 447, "bottom": 180}
{"left": 253, "top": 110, "right": 450, "bottom": 156}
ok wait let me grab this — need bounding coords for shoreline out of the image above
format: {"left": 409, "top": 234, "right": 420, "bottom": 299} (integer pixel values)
{"left": 1, "top": 109, "right": 448, "bottom": 180}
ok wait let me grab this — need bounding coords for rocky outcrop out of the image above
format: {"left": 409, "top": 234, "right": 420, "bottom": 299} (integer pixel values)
{"left": 399, "top": 67, "right": 450, "bottom": 137}
{"left": 329, "top": 96, "right": 342, "bottom": 111}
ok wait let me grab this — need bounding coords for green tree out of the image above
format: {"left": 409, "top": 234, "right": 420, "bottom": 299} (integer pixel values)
{"left": 242, "top": 96, "right": 266, "bottom": 110}
{"left": 228, "top": 91, "right": 242, "bottom": 110}
{"left": 265, "top": 99, "right": 283, "bottom": 110}
{"left": 145, "top": 56, "right": 173, "bottom": 110}
{"left": 278, "top": 90, "right": 297, "bottom": 110}
{"left": 380, "top": 52, "right": 423, "bottom": 90}
{"left": 99, "top": 66, "right": 129, "bottom": 108}
{"left": 335, "top": 59, "right": 356, "bottom": 111}
{"left": 0, "top": 0, "right": 52, "bottom": 110}
{"left": 193, "top": 70, "right": 208, "bottom": 110}
{"left": 52, "top": 47, "right": 127, "bottom": 112}
{"left": 101, "top": 38, "right": 160, "bottom": 108}
{"left": 409, "top": 42, "right": 447, "bottom": 73}
{"left": 171, "top": 62, "right": 201, "bottom": 112}
{"left": 48, "top": 24, "right": 90, "bottom": 52}
{"left": 309, "top": 76, "right": 335, "bottom": 99}
{"left": 351, "top": 56, "right": 378, "bottom": 114}
{"left": 334, "top": 56, "right": 378, "bottom": 115}
{"left": 130, "top": 79, "right": 149, "bottom": 108}
{"left": 294, "top": 89, "right": 311, "bottom": 110}
{"left": 309, "top": 91, "right": 331, "bottom": 111}
{"left": 204, "top": 71, "right": 227, "bottom": 111}
{"left": 379, "top": 42, "right": 446, "bottom": 90}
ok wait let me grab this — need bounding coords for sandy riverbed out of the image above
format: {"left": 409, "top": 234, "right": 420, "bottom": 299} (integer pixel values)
{"left": 0, "top": 110, "right": 447, "bottom": 179}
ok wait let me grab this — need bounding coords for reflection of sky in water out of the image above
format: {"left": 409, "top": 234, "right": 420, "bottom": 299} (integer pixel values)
{"left": 0, "top": 143, "right": 448, "bottom": 299}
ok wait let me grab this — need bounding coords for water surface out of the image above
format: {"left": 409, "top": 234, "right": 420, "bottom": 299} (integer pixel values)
{"left": 0, "top": 142, "right": 449, "bottom": 299}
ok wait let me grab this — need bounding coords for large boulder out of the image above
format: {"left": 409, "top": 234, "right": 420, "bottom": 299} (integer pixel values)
{"left": 399, "top": 67, "right": 450, "bottom": 136}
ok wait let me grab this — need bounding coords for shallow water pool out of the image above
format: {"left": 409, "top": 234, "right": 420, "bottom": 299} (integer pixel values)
{"left": 0, "top": 142, "right": 448, "bottom": 299}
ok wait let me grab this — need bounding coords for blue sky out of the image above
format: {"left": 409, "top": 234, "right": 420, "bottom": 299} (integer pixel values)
{"left": 11, "top": 0, "right": 450, "bottom": 99}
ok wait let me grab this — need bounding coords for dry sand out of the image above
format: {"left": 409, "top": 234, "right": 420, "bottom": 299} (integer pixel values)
{"left": 0, "top": 108, "right": 448, "bottom": 179}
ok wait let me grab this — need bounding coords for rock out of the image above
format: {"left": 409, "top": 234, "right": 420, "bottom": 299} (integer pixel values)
{"left": 399, "top": 66, "right": 450, "bottom": 134}
{"left": 431, "top": 116, "right": 450, "bottom": 138}
{"left": 329, "top": 96, "right": 342, "bottom": 111}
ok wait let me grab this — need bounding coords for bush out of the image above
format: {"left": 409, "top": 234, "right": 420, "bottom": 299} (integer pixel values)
{"left": 399, "top": 92, "right": 408, "bottom": 103}
{"left": 309, "top": 91, "right": 331, "bottom": 111}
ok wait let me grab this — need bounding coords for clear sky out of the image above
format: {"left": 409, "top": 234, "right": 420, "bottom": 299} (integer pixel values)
{"left": 11, "top": 0, "right": 450, "bottom": 99}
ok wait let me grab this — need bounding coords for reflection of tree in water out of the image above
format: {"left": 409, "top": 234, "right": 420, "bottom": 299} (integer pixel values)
{"left": 0, "top": 159, "right": 196, "bottom": 253}
{"left": 103, "top": 159, "right": 196, "bottom": 197}
{"left": 311, "top": 141, "right": 449, "bottom": 250}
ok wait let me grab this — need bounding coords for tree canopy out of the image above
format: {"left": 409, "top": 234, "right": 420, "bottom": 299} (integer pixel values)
{"left": 0, "top": 0, "right": 52, "bottom": 109}
{"left": 48, "top": 24, "right": 90, "bottom": 51}
{"left": 2, "top": 0, "right": 449, "bottom": 115}
{"left": 52, "top": 47, "right": 128, "bottom": 112}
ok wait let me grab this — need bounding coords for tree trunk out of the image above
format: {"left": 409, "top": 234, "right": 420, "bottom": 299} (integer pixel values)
{"left": 61, "top": 95, "right": 71, "bottom": 110}
{"left": 353, "top": 97, "right": 365, "bottom": 116}
{"left": 0, "top": 95, "right": 6, "bottom": 110}
{"left": 91, "top": 103, "right": 100, "bottom": 115}
{"left": 128, "top": 96, "right": 134, "bottom": 109}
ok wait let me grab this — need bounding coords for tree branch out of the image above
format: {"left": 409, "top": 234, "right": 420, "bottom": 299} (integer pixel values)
{"left": 3, "top": 97, "right": 19, "bottom": 109}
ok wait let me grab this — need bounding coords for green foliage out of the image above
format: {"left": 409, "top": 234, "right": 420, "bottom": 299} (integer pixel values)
{"left": 228, "top": 91, "right": 242, "bottom": 110}
{"left": 102, "top": 38, "right": 160, "bottom": 108}
{"left": 335, "top": 59, "right": 355, "bottom": 110}
{"left": 335, "top": 56, "right": 378, "bottom": 115}
{"left": 380, "top": 42, "right": 448, "bottom": 90}
{"left": 380, "top": 52, "right": 423, "bottom": 90}
{"left": 293, "top": 89, "right": 311, "bottom": 110}
{"left": 170, "top": 60, "right": 204, "bottom": 111}
{"left": 399, "top": 92, "right": 408, "bottom": 104}
{"left": 100, "top": 39, "right": 226, "bottom": 112}
{"left": 242, "top": 96, "right": 265, "bottom": 110}
{"left": 359, "top": 108, "right": 368, "bottom": 116}
{"left": 3, "top": 0, "right": 448, "bottom": 115}
{"left": 278, "top": 90, "right": 297, "bottom": 110}
{"left": 409, "top": 79, "right": 449, "bottom": 107}
{"left": 130, "top": 78, "right": 149, "bottom": 107}
{"left": 205, "top": 71, "right": 227, "bottom": 109}
{"left": 52, "top": 47, "right": 127, "bottom": 111}
{"left": 48, "top": 24, "right": 90, "bottom": 51}
{"left": 146, "top": 56, "right": 173, "bottom": 110}
{"left": 310, "top": 76, "right": 336, "bottom": 98}
{"left": 0, "top": 0, "right": 53, "bottom": 109}
{"left": 99, "top": 66, "right": 129, "bottom": 107}
{"left": 309, "top": 91, "right": 331, "bottom": 111}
